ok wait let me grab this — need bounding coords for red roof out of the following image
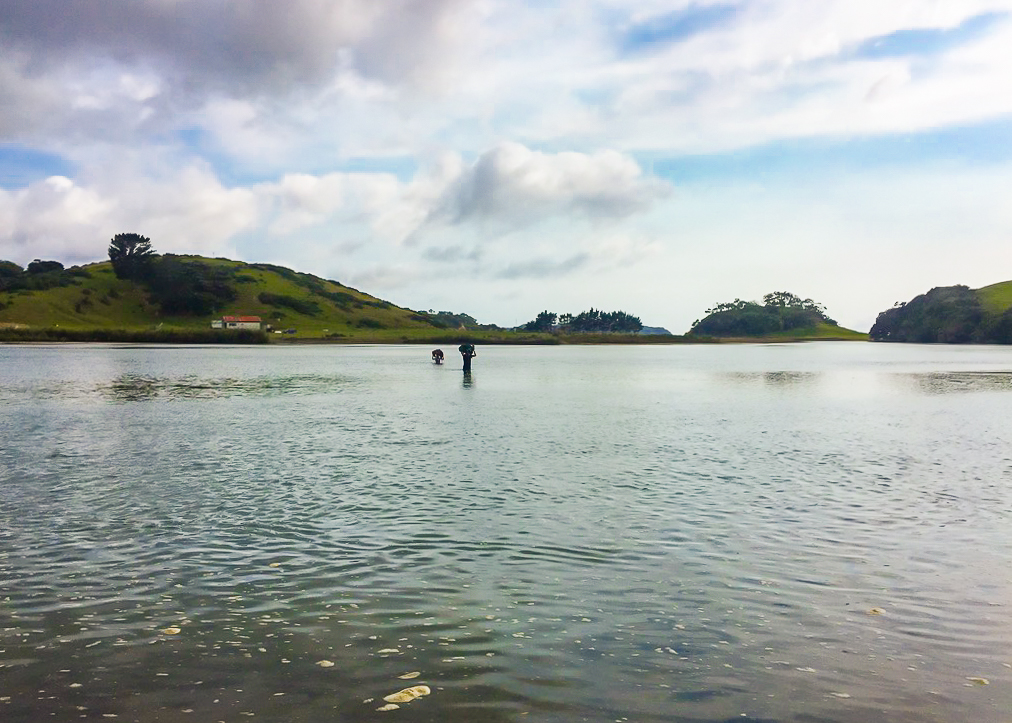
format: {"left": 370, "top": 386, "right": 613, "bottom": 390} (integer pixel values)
{"left": 222, "top": 315, "right": 262, "bottom": 322}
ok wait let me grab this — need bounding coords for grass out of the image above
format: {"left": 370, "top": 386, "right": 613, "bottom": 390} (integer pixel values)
{"left": 766, "top": 323, "right": 868, "bottom": 340}
{"left": 688, "top": 323, "right": 868, "bottom": 343}
{"left": 976, "top": 280, "right": 1012, "bottom": 314}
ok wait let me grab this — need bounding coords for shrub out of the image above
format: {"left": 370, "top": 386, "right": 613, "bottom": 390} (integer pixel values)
{"left": 146, "top": 256, "right": 238, "bottom": 315}
{"left": 257, "top": 292, "right": 321, "bottom": 316}
{"left": 28, "top": 259, "right": 65, "bottom": 274}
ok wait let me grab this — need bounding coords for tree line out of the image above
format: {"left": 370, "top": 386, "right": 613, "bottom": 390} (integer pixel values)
{"left": 520, "top": 308, "right": 643, "bottom": 334}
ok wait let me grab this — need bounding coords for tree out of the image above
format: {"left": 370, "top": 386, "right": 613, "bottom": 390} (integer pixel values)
{"left": 560, "top": 308, "right": 642, "bottom": 333}
{"left": 0, "top": 260, "right": 24, "bottom": 278}
{"left": 522, "top": 310, "right": 557, "bottom": 332}
{"left": 519, "top": 308, "right": 642, "bottom": 333}
{"left": 27, "top": 259, "right": 64, "bottom": 274}
{"left": 870, "top": 286, "right": 983, "bottom": 343}
{"left": 108, "top": 233, "right": 155, "bottom": 280}
{"left": 762, "top": 291, "right": 803, "bottom": 308}
{"left": 145, "top": 255, "right": 237, "bottom": 315}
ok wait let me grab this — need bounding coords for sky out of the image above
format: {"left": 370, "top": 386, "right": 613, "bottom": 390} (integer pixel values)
{"left": 2, "top": 0, "right": 1012, "bottom": 333}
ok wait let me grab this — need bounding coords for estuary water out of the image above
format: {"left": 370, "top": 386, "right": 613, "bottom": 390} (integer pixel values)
{"left": 1, "top": 342, "right": 1011, "bottom": 723}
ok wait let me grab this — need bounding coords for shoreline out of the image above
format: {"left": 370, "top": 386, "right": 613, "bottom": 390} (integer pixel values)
{"left": 0, "top": 328, "right": 870, "bottom": 345}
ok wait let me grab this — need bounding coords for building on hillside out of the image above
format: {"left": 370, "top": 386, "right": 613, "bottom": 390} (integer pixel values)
{"left": 212, "top": 315, "right": 262, "bottom": 330}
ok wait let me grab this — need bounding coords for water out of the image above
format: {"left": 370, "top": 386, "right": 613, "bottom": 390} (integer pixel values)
{"left": 1, "top": 342, "right": 1011, "bottom": 723}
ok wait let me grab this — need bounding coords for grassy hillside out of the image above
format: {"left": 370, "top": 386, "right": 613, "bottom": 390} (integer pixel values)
{"left": 0, "top": 256, "right": 443, "bottom": 339}
{"left": 976, "top": 280, "right": 1012, "bottom": 314}
{"left": 746, "top": 322, "right": 867, "bottom": 341}
{"left": 689, "top": 323, "right": 867, "bottom": 343}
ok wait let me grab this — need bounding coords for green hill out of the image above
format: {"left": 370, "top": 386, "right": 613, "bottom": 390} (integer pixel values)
{"left": 869, "top": 281, "right": 1012, "bottom": 344}
{"left": 977, "top": 280, "right": 1012, "bottom": 315}
{"left": 0, "top": 255, "right": 450, "bottom": 340}
{"left": 687, "top": 291, "right": 866, "bottom": 341}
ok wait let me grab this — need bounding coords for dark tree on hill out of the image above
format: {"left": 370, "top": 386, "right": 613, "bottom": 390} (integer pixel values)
{"left": 522, "top": 310, "right": 557, "bottom": 332}
{"left": 984, "top": 307, "right": 1012, "bottom": 344}
{"left": 0, "top": 260, "right": 24, "bottom": 278}
{"left": 145, "top": 255, "right": 237, "bottom": 315}
{"left": 0, "top": 260, "right": 23, "bottom": 292}
{"left": 108, "top": 233, "right": 155, "bottom": 280}
{"left": 1, "top": 259, "right": 79, "bottom": 292}
{"left": 869, "top": 286, "right": 983, "bottom": 343}
{"left": 27, "top": 259, "right": 64, "bottom": 274}
{"left": 762, "top": 291, "right": 804, "bottom": 308}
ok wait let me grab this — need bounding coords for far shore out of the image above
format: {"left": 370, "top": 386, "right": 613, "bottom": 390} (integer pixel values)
{"left": 0, "top": 326, "right": 870, "bottom": 345}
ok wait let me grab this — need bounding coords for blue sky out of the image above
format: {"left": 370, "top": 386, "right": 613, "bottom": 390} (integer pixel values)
{"left": 2, "top": 0, "right": 1011, "bottom": 333}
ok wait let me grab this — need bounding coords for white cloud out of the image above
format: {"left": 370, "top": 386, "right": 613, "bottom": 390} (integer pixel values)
{"left": 5, "top": 1, "right": 1010, "bottom": 162}
{"left": 0, "top": 163, "right": 259, "bottom": 265}
{"left": 424, "top": 142, "right": 672, "bottom": 231}
{"left": 258, "top": 171, "right": 404, "bottom": 237}
{"left": 0, "top": 177, "right": 113, "bottom": 263}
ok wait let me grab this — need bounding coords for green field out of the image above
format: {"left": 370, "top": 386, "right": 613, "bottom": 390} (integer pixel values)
{"left": 760, "top": 323, "right": 868, "bottom": 341}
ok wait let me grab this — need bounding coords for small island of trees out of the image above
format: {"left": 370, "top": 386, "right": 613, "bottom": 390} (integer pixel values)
{"left": 689, "top": 291, "right": 837, "bottom": 337}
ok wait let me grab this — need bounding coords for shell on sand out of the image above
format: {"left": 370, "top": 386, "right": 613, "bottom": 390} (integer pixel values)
{"left": 398, "top": 671, "right": 421, "bottom": 680}
{"left": 383, "top": 685, "right": 431, "bottom": 703}
{"left": 377, "top": 703, "right": 400, "bottom": 711}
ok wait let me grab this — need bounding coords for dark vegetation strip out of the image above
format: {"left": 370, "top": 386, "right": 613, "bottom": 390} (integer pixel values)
{"left": 257, "top": 292, "right": 322, "bottom": 316}
{"left": 0, "top": 328, "right": 269, "bottom": 344}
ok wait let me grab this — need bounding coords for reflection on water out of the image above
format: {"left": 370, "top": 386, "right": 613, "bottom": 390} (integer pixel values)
{"left": 97, "top": 373, "right": 353, "bottom": 401}
{"left": 1, "top": 343, "right": 1011, "bottom": 723}
{"left": 899, "top": 371, "right": 1012, "bottom": 395}
{"left": 721, "top": 370, "right": 822, "bottom": 387}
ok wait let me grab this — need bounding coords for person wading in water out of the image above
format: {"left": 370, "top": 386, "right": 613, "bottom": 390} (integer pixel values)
{"left": 458, "top": 343, "right": 476, "bottom": 372}
{"left": 431, "top": 349, "right": 444, "bottom": 364}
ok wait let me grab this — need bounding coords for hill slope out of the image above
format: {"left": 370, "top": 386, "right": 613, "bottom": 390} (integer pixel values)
{"left": 0, "top": 255, "right": 442, "bottom": 339}
{"left": 869, "top": 281, "right": 1012, "bottom": 344}
{"left": 977, "top": 280, "right": 1012, "bottom": 314}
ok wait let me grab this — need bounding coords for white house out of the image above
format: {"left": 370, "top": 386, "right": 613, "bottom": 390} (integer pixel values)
{"left": 212, "top": 315, "right": 262, "bottom": 330}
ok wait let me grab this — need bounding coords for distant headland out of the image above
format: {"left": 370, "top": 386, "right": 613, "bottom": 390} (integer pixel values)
{"left": 870, "top": 281, "right": 1012, "bottom": 344}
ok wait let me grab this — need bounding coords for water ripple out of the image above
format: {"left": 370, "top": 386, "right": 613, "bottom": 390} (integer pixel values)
{"left": 2, "top": 344, "right": 1012, "bottom": 722}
